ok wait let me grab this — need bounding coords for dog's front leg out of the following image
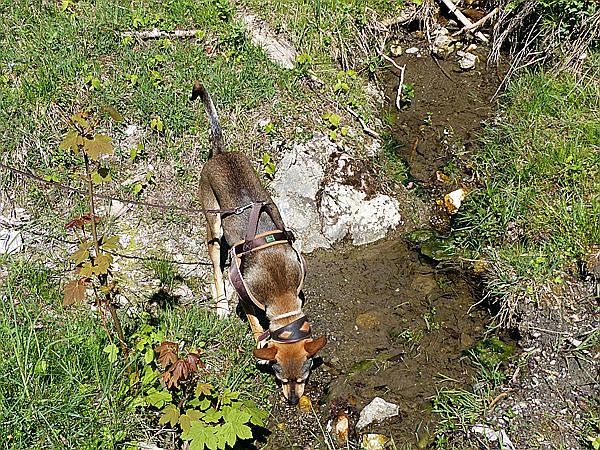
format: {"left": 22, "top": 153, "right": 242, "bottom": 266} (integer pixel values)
{"left": 240, "top": 301, "right": 267, "bottom": 347}
{"left": 205, "top": 215, "right": 229, "bottom": 318}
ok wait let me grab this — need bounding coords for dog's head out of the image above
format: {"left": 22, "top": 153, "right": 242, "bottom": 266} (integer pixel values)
{"left": 253, "top": 336, "right": 327, "bottom": 405}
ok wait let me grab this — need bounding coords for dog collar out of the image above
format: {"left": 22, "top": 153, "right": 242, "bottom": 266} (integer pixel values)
{"left": 259, "top": 315, "right": 312, "bottom": 344}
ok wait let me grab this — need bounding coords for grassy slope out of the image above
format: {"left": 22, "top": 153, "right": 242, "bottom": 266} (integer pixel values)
{"left": 0, "top": 257, "right": 270, "bottom": 449}
{"left": 430, "top": 64, "right": 599, "bottom": 447}
{"left": 453, "top": 66, "right": 599, "bottom": 325}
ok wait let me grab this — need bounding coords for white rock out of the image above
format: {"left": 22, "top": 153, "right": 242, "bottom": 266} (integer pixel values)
{"left": 472, "top": 425, "right": 516, "bottom": 450}
{"left": 173, "top": 284, "right": 194, "bottom": 302}
{"left": 459, "top": 52, "right": 478, "bottom": 70}
{"left": 271, "top": 135, "right": 336, "bottom": 253}
{"left": 432, "top": 28, "right": 455, "bottom": 58}
{"left": 405, "top": 47, "right": 419, "bottom": 55}
{"left": 239, "top": 14, "right": 297, "bottom": 69}
{"left": 356, "top": 397, "right": 400, "bottom": 430}
{"left": 0, "top": 230, "right": 23, "bottom": 254}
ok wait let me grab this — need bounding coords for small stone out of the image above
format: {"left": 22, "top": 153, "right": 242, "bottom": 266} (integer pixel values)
{"left": 390, "top": 44, "right": 402, "bottom": 57}
{"left": 459, "top": 52, "right": 478, "bottom": 70}
{"left": 361, "top": 434, "right": 389, "bottom": 450}
{"left": 298, "top": 395, "right": 312, "bottom": 412}
{"left": 333, "top": 412, "right": 350, "bottom": 445}
{"left": 405, "top": 47, "right": 419, "bottom": 55}
{"left": 356, "top": 397, "right": 399, "bottom": 430}
{"left": 173, "top": 284, "right": 194, "bottom": 302}
{"left": 443, "top": 188, "right": 466, "bottom": 214}
{"left": 355, "top": 312, "right": 380, "bottom": 329}
{"left": 432, "top": 28, "right": 455, "bottom": 58}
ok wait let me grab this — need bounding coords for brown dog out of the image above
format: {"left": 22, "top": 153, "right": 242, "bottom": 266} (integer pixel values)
{"left": 192, "top": 81, "right": 326, "bottom": 405}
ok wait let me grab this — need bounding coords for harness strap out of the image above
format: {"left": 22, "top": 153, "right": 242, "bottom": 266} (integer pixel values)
{"left": 245, "top": 202, "right": 265, "bottom": 243}
{"left": 269, "top": 315, "right": 312, "bottom": 343}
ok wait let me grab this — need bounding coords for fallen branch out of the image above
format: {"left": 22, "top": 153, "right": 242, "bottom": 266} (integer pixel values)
{"left": 120, "top": 28, "right": 201, "bottom": 39}
{"left": 395, "top": 64, "right": 407, "bottom": 111}
{"left": 345, "top": 107, "right": 381, "bottom": 140}
{"left": 452, "top": 7, "right": 499, "bottom": 37}
{"left": 438, "top": 0, "right": 488, "bottom": 42}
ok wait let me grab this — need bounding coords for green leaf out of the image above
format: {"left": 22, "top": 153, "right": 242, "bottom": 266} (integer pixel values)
{"left": 103, "top": 343, "right": 119, "bottom": 364}
{"left": 34, "top": 359, "right": 48, "bottom": 376}
{"left": 217, "top": 407, "right": 252, "bottom": 448}
{"left": 100, "top": 235, "right": 121, "bottom": 250}
{"left": 59, "top": 129, "right": 84, "bottom": 152}
{"left": 83, "top": 134, "right": 113, "bottom": 160}
{"left": 202, "top": 408, "right": 223, "bottom": 423}
{"left": 145, "top": 388, "right": 172, "bottom": 408}
{"left": 220, "top": 390, "right": 239, "bottom": 405}
{"left": 93, "top": 252, "right": 112, "bottom": 275}
{"left": 159, "top": 404, "right": 180, "bottom": 427}
{"left": 132, "top": 183, "right": 143, "bottom": 196}
{"left": 328, "top": 113, "right": 341, "bottom": 127}
{"left": 129, "top": 147, "right": 138, "bottom": 161}
{"left": 91, "top": 77, "right": 102, "bottom": 90}
{"left": 91, "top": 167, "right": 112, "bottom": 184}
{"left": 144, "top": 346, "right": 154, "bottom": 364}
{"left": 181, "top": 421, "right": 219, "bottom": 450}
{"left": 102, "top": 105, "right": 124, "bottom": 122}
{"left": 242, "top": 400, "right": 268, "bottom": 427}
{"left": 195, "top": 382, "right": 213, "bottom": 398}
{"left": 70, "top": 241, "right": 90, "bottom": 265}
{"left": 179, "top": 409, "right": 204, "bottom": 434}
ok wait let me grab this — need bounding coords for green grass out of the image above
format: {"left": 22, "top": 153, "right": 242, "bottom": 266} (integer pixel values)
{"left": 451, "top": 66, "right": 600, "bottom": 325}
{"left": 0, "top": 257, "right": 271, "bottom": 449}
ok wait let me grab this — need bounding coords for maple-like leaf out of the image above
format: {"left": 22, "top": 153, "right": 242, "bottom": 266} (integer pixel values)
{"left": 187, "top": 352, "right": 203, "bottom": 373}
{"left": 155, "top": 341, "right": 178, "bottom": 368}
{"left": 93, "top": 252, "right": 113, "bottom": 275}
{"left": 103, "top": 343, "right": 119, "bottom": 364}
{"left": 242, "top": 400, "right": 268, "bottom": 427}
{"left": 202, "top": 407, "right": 223, "bottom": 424}
{"left": 63, "top": 279, "right": 86, "bottom": 306}
{"left": 159, "top": 404, "right": 180, "bottom": 427}
{"left": 179, "top": 409, "right": 203, "bottom": 434}
{"left": 83, "top": 134, "right": 113, "bottom": 160}
{"left": 71, "top": 112, "right": 88, "bottom": 128}
{"left": 59, "top": 129, "right": 84, "bottom": 152}
{"left": 79, "top": 262, "right": 94, "bottom": 278}
{"left": 102, "top": 105, "right": 124, "bottom": 122}
{"left": 167, "top": 359, "right": 189, "bottom": 388}
{"left": 182, "top": 421, "right": 219, "bottom": 450}
{"left": 91, "top": 167, "right": 112, "bottom": 184}
{"left": 195, "top": 382, "right": 213, "bottom": 398}
{"left": 145, "top": 388, "right": 172, "bottom": 408}
{"left": 70, "top": 241, "right": 90, "bottom": 265}
{"left": 65, "top": 217, "right": 85, "bottom": 230}
{"left": 99, "top": 235, "right": 121, "bottom": 250}
{"left": 219, "top": 407, "right": 252, "bottom": 446}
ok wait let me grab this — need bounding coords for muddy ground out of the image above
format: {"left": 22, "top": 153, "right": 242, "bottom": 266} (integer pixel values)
{"left": 261, "top": 31, "right": 505, "bottom": 449}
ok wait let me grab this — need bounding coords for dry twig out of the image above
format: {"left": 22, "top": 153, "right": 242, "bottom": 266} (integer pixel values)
{"left": 452, "top": 7, "right": 499, "bottom": 37}
{"left": 395, "top": 64, "right": 407, "bottom": 111}
{"left": 438, "top": 0, "right": 488, "bottom": 42}
{"left": 120, "top": 28, "right": 201, "bottom": 39}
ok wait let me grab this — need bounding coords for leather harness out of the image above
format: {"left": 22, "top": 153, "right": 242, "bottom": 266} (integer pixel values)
{"left": 228, "top": 202, "right": 311, "bottom": 344}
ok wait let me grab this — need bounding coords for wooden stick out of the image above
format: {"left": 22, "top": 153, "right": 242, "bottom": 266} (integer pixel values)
{"left": 395, "top": 64, "right": 406, "bottom": 110}
{"left": 438, "top": 0, "right": 488, "bottom": 42}
{"left": 121, "top": 28, "right": 200, "bottom": 39}
{"left": 452, "top": 7, "right": 499, "bottom": 37}
{"left": 345, "top": 107, "right": 381, "bottom": 139}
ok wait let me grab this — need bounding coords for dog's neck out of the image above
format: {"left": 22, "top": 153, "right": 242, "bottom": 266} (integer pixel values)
{"left": 266, "top": 300, "right": 303, "bottom": 331}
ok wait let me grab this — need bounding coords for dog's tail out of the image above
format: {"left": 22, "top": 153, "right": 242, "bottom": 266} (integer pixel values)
{"left": 191, "top": 80, "right": 224, "bottom": 158}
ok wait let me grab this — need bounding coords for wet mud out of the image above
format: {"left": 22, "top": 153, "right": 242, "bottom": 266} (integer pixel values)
{"left": 264, "top": 238, "right": 487, "bottom": 448}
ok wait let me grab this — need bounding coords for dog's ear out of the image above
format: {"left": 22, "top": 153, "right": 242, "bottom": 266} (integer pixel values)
{"left": 304, "top": 336, "right": 327, "bottom": 356}
{"left": 253, "top": 346, "right": 278, "bottom": 361}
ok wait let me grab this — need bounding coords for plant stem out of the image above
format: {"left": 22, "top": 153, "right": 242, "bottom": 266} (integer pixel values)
{"left": 84, "top": 153, "right": 126, "bottom": 351}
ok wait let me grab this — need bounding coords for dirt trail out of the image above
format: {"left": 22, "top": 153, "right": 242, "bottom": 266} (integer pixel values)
{"left": 263, "top": 33, "right": 503, "bottom": 448}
